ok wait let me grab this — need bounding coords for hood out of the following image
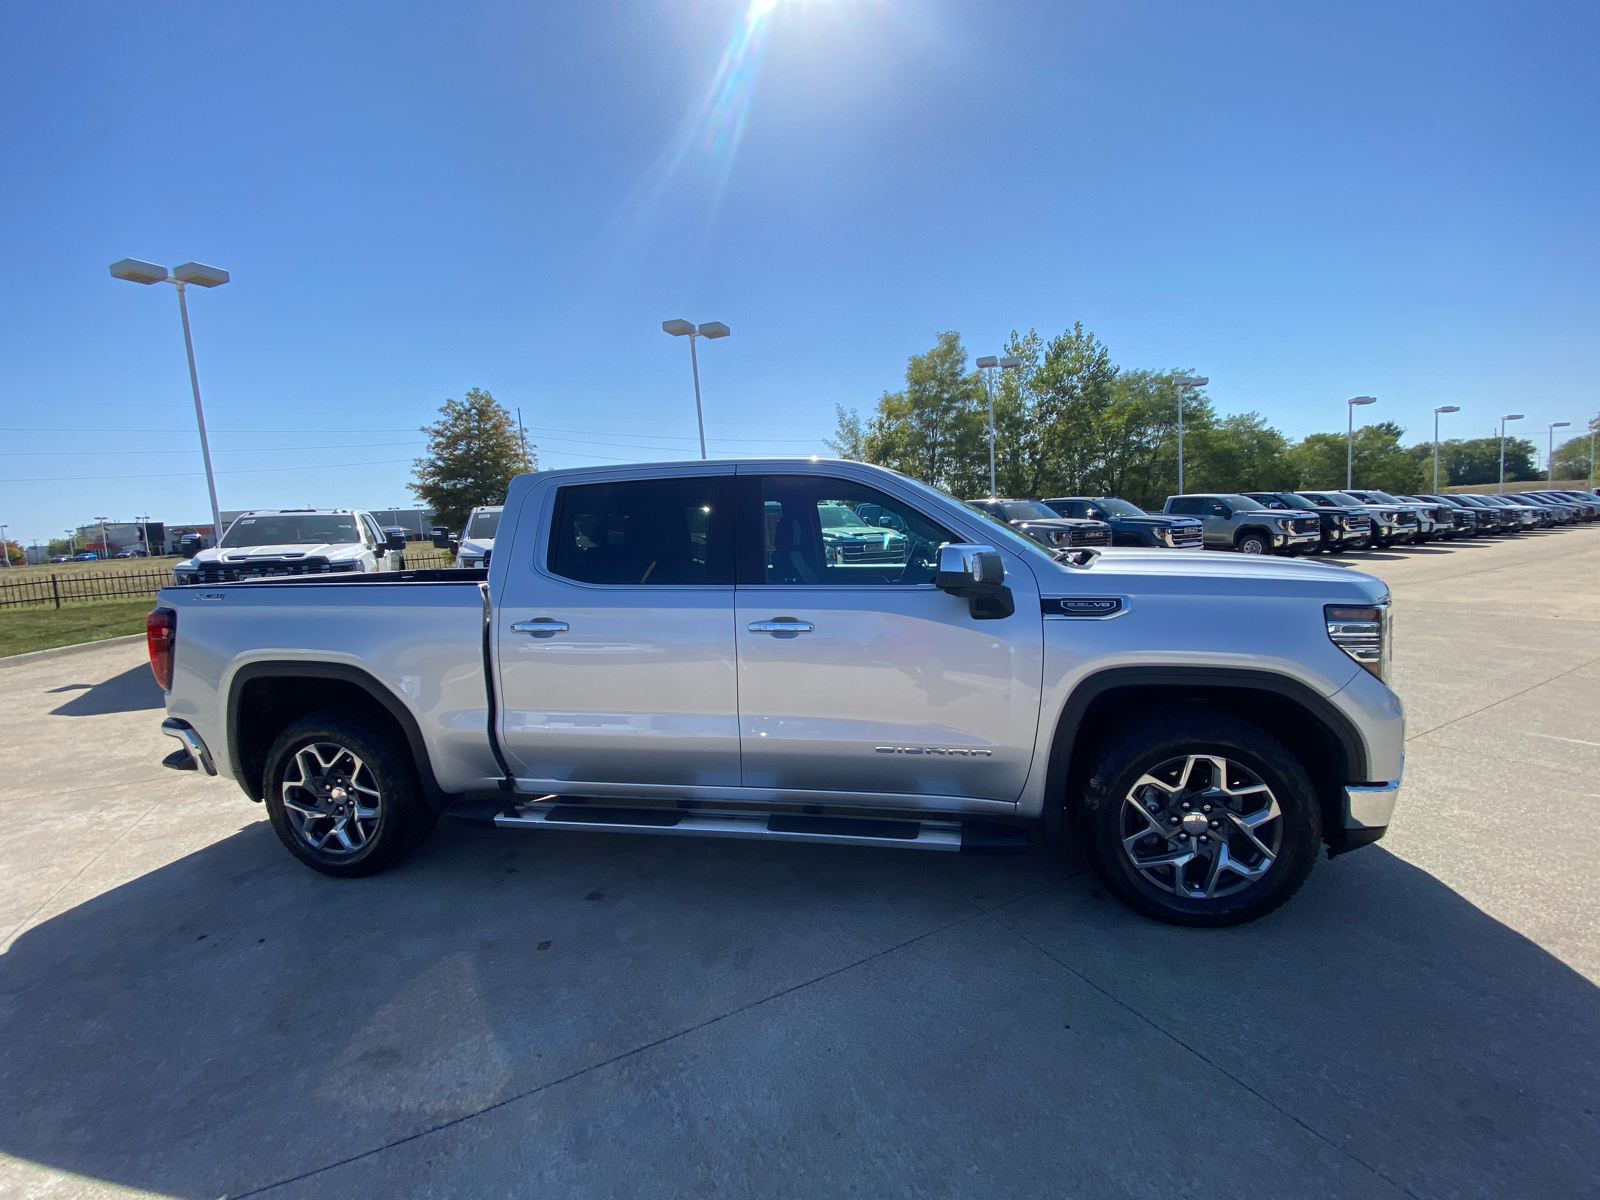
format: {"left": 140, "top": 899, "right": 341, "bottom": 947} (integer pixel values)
{"left": 1012, "top": 516, "right": 1108, "bottom": 531}
{"left": 1101, "top": 513, "right": 1198, "bottom": 527}
{"left": 1037, "top": 547, "right": 1388, "bottom": 603}
{"left": 189, "top": 542, "right": 365, "bottom": 565}
{"left": 457, "top": 537, "right": 495, "bottom": 558}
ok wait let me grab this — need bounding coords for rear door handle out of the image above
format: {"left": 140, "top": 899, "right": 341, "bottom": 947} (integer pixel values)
{"left": 510, "top": 619, "right": 569, "bottom": 637}
{"left": 748, "top": 620, "right": 814, "bottom": 636}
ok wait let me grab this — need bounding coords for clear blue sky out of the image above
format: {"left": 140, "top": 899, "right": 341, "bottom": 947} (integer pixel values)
{"left": 1, "top": 0, "right": 1596, "bottom": 544}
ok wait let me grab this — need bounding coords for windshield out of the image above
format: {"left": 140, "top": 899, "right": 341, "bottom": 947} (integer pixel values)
{"left": 1317, "top": 493, "right": 1362, "bottom": 507}
{"left": 818, "top": 503, "right": 872, "bottom": 529}
{"left": 220, "top": 514, "right": 359, "bottom": 548}
{"left": 1001, "top": 500, "right": 1061, "bottom": 522}
{"left": 1362, "top": 491, "right": 1402, "bottom": 504}
{"left": 1094, "top": 498, "right": 1147, "bottom": 518}
{"left": 466, "top": 508, "right": 502, "bottom": 539}
{"left": 1268, "top": 493, "right": 1316, "bottom": 510}
{"left": 1225, "top": 495, "right": 1267, "bottom": 511}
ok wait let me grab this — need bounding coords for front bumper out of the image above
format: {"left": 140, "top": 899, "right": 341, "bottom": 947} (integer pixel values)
{"left": 1272, "top": 530, "right": 1322, "bottom": 550}
{"left": 1335, "top": 774, "right": 1401, "bottom": 854}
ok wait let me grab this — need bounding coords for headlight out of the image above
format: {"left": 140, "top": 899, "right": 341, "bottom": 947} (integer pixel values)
{"left": 1326, "top": 603, "right": 1391, "bottom": 683}
{"left": 1272, "top": 517, "right": 1290, "bottom": 529}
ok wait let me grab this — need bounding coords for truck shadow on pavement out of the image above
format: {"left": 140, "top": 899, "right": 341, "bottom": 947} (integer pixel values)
{"left": 45, "top": 664, "right": 165, "bottom": 717}
{"left": 0, "top": 822, "right": 1595, "bottom": 1199}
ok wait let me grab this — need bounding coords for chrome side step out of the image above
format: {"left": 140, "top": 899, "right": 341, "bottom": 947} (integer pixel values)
{"left": 491, "top": 801, "right": 1022, "bottom": 852}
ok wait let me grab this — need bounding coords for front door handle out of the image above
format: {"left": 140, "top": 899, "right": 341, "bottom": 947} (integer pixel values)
{"left": 510, "top": 619, "right": 570, "bottom": 637}
{"left": 748, "top": 620, "right": 814, "bottom": 636}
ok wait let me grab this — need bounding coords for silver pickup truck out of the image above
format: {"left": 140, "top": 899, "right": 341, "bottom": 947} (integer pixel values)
{"left": 149, "top": 459, "right": 1404, "bottom": 927}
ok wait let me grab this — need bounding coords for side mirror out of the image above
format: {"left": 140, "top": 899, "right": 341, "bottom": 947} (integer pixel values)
{"left": 937, "top": 543, "right": 1004, "bottom": 593}
{"left": 431, "top": 527, "right": 453, "bottom": 550}
{"left": 386, "top": 532, "right": 408, "bottom": 553}
{"left": 878, "top": 516, "right": 895, "bottom": 528}
{"left": 936, "top": 544, "right": 1014, "bottom": 619}
{"left": 1212, "top": 504, "right": 1229, "bottom": 517}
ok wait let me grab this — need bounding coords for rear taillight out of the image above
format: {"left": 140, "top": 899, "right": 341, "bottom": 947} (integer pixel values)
{"left": 147, "top": 607, "right": 176, "bottom": 690}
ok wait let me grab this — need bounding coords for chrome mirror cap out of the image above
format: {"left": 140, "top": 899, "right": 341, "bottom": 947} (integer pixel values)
{"left": 937, "top": 543, "right": 1005, "bottom": 593}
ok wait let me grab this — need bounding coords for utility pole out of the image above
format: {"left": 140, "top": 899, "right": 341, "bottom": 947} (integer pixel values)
{"left": 516, "top": 407, "right": 531, "bottom": 466}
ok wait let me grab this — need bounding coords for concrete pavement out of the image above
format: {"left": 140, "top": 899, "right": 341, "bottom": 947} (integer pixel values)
{"left": 1, "top": 527, "right": 1597, "bottom": 1199}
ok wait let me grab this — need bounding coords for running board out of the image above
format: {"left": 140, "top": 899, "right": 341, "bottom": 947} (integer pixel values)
{"left": 490, "top": 802, "right": 1030, "bottom": 855}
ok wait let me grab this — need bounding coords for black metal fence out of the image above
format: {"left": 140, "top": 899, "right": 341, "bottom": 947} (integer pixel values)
{"left": 0, "top": 570, "right": 174, "bottom": 610}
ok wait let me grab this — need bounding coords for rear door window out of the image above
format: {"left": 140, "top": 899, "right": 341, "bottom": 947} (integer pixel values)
{"left": 548, "top": 477, "right": 735, "bottom": 585}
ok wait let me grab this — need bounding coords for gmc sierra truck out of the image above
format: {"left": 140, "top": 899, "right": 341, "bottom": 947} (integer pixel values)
{"left": 150, "top": 459, "right": 1404, "bottom": 927}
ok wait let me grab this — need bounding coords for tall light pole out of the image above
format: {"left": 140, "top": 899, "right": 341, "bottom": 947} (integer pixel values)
{"left": 662, "top": 319, "right": 730, "bottom": 460}
{"left": 1548, "top": 421, "right": 1571, "bottom": 483}
{"left": 110, "top": 259, "right": 229, "bottom": 541}
{"left": 1346, "top": 396, "right": 1378, "bottom": 489}
{"left": 0, "top": 524, "right": 10, "bottom": 568}
{"left": 1432, "top": 405, "right": 1460, "bottom": 493}
{"left": 975, "top": 355, "right": 1023, "bottom": 497}
{"left": 1498, "top": 413, "right": 1524, "bottom": 493}
{"left": 1173, "top": 376, "right": 1208, "bottom": 494}
{"left": 95, "top": 516, "right": 110, "bottom": 559}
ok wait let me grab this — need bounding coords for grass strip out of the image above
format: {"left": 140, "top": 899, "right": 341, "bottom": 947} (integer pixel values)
{"left": 0, "top": 598, "right": 156, "bottom": 658}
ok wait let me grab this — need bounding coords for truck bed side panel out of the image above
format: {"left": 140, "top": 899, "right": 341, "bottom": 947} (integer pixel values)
{"left": 158, "top": 581, "right": 501, "bottom": 795}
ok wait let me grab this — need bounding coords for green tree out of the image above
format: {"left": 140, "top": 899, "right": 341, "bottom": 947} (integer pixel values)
{"left": 1404, "top": 436, "right": 1538, "bottom": 486}
{"left": 831, "top": 332, "right": 988, "bottom": 494}
{"left": 1188, "top": 412, "right": 1295, "bottom": 496}
{"left": 1289, "top": 422, "right": 1424, "bottom": 493}
{"left": 410, "top": 388, "right": 535, "bottom": 531}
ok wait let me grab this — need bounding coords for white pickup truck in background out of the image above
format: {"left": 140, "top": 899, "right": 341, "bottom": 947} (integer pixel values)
{"left": 449, "top": 505, "right": 503, "bottom": 569}
{"left": 173, "top": 509, "right": 409, "bottom": 583}
{"left": 150, "top": 460, "right": 1404, "bottom": 927}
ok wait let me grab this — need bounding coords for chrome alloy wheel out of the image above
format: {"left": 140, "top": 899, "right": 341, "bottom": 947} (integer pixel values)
{"left": 1119, "top": 755, "right": 1282, "bottom": 899}
{"left": 280, "top": 742, "right": 383, "bottom": 855}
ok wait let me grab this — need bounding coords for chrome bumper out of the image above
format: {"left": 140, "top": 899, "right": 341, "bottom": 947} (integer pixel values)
{"left": 162, "top": 717, "right": 217, "bottom": 776}
{"left": 1343, "top": 780, "right": 1400, "bottom": 829}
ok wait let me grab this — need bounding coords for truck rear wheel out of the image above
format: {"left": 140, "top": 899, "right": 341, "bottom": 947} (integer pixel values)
{"left": 263, "top": 707, "right": 429, "bottom": 878}
{"left": 1074, "top": 708, "right": 1321, "bottom": 926}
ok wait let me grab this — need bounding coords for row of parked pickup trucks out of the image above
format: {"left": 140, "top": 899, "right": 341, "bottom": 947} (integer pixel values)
{"left": 965, "top": 488, "right": 1600, "bottom": 558}
{"left": 152, "top": 459, "right": 1410, "bottom": 928}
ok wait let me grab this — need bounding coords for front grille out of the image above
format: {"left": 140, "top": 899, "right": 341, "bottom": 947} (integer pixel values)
{"left": 1293, "top": 518, "right": 1320, "bottom": 534}
{"left": 1069, "top": 528, "right": 1113, "bottom": 546}
{"left": 191, "top": 557, "right": 358, "bottom": 583}
{"left": 837, "top": 541, "right": 903, "bottom": 564}
{"left": 1345, "top": 516, "right": 1371, "bottom": 531}
{"left": 1395, "top": 513, "right": 1418, "bottom": 527}
{"left": 1167, "top": 526, "right": 1203, "bottom": 547}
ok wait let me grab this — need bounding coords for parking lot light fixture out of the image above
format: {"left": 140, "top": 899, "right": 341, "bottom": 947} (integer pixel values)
{"left": 0, "top": 524, "right": 10, "bottom": 568}
{"left": 974, "top": 356, "right": 1023, "bottom": 497}
{"left": 1433, "top": 406, "right": 1461, "bottom": 493}
{"left": 1172, "top": 376, "right": 1208, "bottom": 494}
{"left": 1548, "top": 422, "right": 1571, "bottom": 484}
{"left": 110, "top": 258, "right": 229, "bottom": 540}
{"left": 1346, "top": 397, "right": 1378, "bottom": 489}
{"left": 662, "top": 318, "right": 730, "bottom": 460}
{"left": 1498, "top": 413, "right": 1524, "bottom": 493}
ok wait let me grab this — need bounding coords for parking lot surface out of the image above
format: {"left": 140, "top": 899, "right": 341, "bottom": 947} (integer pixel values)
{"left": 2, "top": 529, "right": 1597, "bottom": 1199}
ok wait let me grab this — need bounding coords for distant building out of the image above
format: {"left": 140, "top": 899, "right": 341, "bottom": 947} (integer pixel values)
{"left": 73, "top": 521, "right": 167, "bottom": 556}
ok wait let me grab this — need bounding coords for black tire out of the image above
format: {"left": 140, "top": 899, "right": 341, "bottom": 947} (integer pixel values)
{"left": 263, "top": 706, "right": 430, "bottom": 878}
{"left": 1236, "top": 530, "right": 1270, "bottom": 555}
{"left": 1073, "top": 707, "right": 1322, "bottom": 926}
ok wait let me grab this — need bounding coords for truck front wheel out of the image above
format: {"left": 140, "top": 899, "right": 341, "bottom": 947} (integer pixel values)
{"left": 1074, "top": 708, "right": 1321, "bottom": 926}
{"left": 263, "top": 707, "right": 429, "bottom": 878}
